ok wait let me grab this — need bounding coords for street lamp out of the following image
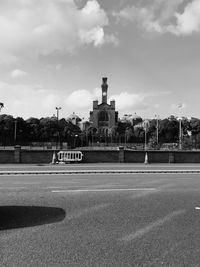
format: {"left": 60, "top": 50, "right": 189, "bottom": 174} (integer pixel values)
{"left": 179, "top": 117, "right": 182, "bottom": 150}
{"left": 56, "top": 107, "right": 61, "bottom": 122}
{"left": 178, "top": 103, "right": 182, "bottom": 150}
{"left": 143, "top": 119, "right": 149, "bottom": 164}
{"left": 55, "top": 107, "right": 61, "bottom": 149}
{"left": 14, "top": 120, "right": 17, "bottom": 144}
{"left": 143, "top": 119, "right": 149, "bottom": 151}
{"left": 74, "top": 134, "right": 78, "bottom": 148}
{"left": 155, "top": 114, "right": 159, "bottom": 144}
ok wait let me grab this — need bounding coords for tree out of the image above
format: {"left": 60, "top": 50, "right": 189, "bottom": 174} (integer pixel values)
{"left": 0, "top": 103, "right": 4, "bottom": 112}
{"left": 159, "top": 118, "right": 179, "bottom": 143}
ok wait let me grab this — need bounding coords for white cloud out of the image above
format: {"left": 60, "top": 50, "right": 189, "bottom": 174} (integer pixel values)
{"left": 0, "top": 81, "right": 61, "bottom": 118}
{"left": 10, "top": 69, "right": 27, "bottom": 78}
{"left": 64, "top": 88, "right": 101, "bottom": 109}
{"left": 114, "top": 0, "right": 200, "bottom": 36}
{"left": 109, "top": 92, "right": 148, "bottom": 112}
{"left": 0, "top": 82, "right": 151, "bottom": 119}
{"left": 64, "top": 89, "right": 148, "bottom": 115}
{"left": 168, "top": 0, "right": 200, "bottom": 35}
{"left": 0, "top": 0, "right": 117, "bottom": 63}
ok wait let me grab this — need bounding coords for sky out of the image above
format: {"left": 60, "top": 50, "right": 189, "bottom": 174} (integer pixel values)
{"left": 0, "top": 0, "right": 200, "bottom": 120}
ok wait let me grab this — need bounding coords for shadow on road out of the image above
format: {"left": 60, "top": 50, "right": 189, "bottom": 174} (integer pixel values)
{"left": 0, "top": 206, "right": 66, "bottom": 230}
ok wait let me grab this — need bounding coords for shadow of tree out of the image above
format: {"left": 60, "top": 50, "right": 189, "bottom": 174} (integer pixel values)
{"left": 0, "top": 206, "right": 66, "bottom": 230}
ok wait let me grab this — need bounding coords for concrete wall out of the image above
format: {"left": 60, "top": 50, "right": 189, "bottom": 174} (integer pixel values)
{"left": 1, "top": 146, "right": 200, "bottom": 163}
{"left": 20, "top": 150, "right": 53, "bottom": 164}
{"left": 125, "top": 151, "right": 173, "bottom": 163}
{"left": 81, "top": 150, "right": 119, "bottom": 163}
{"left": 0, "top": 150, "right": 15, "bottom": 163}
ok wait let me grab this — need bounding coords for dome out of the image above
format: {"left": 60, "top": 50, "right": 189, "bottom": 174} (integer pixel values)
{"left": 66, "top": 112, "right": 81, "bottom": 123}
{"left": 129, "top": 113, "right": 141, "bottom": 120}
{"left": 121, "top": 114, "right": 132, "bottom": 122}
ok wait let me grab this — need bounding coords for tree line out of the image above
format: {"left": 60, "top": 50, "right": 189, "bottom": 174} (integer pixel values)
{"left": 0, "top": 115, "right": 81, "bottom": 147}
{"left": 0, "top": 114, "right": 200, "bottom": 149}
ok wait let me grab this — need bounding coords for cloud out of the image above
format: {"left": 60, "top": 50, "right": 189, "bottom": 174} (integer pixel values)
{"left": 0, "top": 0, "right": 117, "bottom": 63}
{"left": 0, "top": 81, "right": 61, "bottom": 118}
{"left": 109, "top": 92, "right": 148, "bottom": 111}
{"left": 168, "top": 0, "right": 200, "bottom": 35}
{"left": 10, "top": 69, "right": 27, "bottom": 78}
{"left": 114, "top": 0, "right": 200, "bottom": 36}
{"left": 0, "top": 81, "right": 151, "bottom": 119}
{"left": 64, "top": 88, "right": 101, "bottom": 109}
{"left": 64, "top": 89, "right": 149, "bottom": 115}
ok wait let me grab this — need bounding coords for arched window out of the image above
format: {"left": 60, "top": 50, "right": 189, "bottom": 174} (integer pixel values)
{"left": 98, "top": 111, "right": 108, "bottom": 121}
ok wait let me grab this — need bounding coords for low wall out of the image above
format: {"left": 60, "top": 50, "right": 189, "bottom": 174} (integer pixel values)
{"left": 1, "top": 146, "right": 200, "bottom": 164}
{"left": 0, "top": 150, "right": 15, "bottom": 163}
{"left": 81, "top": 150, "right": 119, "bottom": 163}
{"left": 20, "top": 150, "right": 53, "bottom": 164}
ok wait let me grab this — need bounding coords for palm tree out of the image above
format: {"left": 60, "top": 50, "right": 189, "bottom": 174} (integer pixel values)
{"left": 0, "top": 103, "right": 4, "bottom": 112}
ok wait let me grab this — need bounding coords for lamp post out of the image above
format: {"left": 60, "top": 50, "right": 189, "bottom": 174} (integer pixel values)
{"left": 178, "top": 103, "right": 182, "bottom": 150}
{"left": 179, "top": 117, "right": 182, "bottom": 150}
{"left": 55, "top": 107, "right": 61, "bottom": 149}
{"left": 143, "top": 119, "right": 149, "bottom": 164}
{"left": 74, "top": 134, "right": 78, "bottom": 148}
{"left": 155, "top": 114, "right": 159, "bottom": 144}
{"left": 14, "top": 120, "right": 17, "bottom": 144}
{"left": 143, "top": 119, "right": 149, "bottom": 151}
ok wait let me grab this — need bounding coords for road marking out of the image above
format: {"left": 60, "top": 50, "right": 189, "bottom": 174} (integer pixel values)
{"left": 0, "top": 186, "right": 26, "bottom": 190}
{"left": 121, "top": 209, "right": 185, "bottom": 242}
{"left": 1, "top": 182, "right": 41, "bottom": 185}
{"left": 52, "top": 188, "right": 156, "bottom": 193}
{"left": 46, "top": 186, "right": 66, "bottom": 189}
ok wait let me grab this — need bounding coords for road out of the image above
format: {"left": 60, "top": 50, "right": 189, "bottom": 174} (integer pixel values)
{"left": 1, "top": 165, "right": 200, "bottom": 266}
{"left": 2, "top": 163, "right": 200, "bottom": 171}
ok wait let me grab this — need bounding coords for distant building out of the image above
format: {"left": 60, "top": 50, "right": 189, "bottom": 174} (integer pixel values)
{"left": 79, "top": 118, "right": 90, "bottom": 131}
{"left": 66, "top": 112, "right": 81, "bottom": 125}
{"left": 89, "top": 77, "right": 118, "bottom": 135}
{"left": 121, "top": 113, "right": 142, "bottom": 126}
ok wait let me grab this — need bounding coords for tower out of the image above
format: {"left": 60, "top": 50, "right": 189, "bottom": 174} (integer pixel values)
{"left": 101, "top": 77, "right": 108, "bottom": 104}
{"left": 89, "top": 77, "right": 118, "bottom": 135}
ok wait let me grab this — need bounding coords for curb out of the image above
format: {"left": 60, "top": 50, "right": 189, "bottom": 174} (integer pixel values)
{"left": 0, "top": 170, "right": 200, "bottom": 175}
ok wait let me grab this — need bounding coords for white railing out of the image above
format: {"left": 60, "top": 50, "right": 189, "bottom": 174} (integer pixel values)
{"left": 57, "top": 151, "right": 83, "bottom": 163}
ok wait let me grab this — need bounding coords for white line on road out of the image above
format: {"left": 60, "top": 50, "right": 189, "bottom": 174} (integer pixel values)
{"left": 0, "top": 187, "right": 26, "bottom": 190}
{"left": 121, "top": 209, "right": 185, "bottom": 242}
{"left": 0, "top": 182, "right": 41, "bottom": 185}
{"left": 46, "top": 186, "right": 67, "bottom": 189}
{"left": 52, "top": 188, "right": 156, "bottom": 193}
{"left": 66, "top": 203, "right": 110, "bottom": 221}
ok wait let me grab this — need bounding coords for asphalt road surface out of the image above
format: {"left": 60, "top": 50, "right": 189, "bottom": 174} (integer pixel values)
{"left": 2, "top": 163, "right": 200, "bottom": 172}
{"left": 1, "top": 165, "right": 200, "bottom": 266}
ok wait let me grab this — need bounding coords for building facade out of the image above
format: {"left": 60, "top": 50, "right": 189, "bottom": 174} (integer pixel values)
{"left": 89, "top": 77, "right": 118, "bottom": 135}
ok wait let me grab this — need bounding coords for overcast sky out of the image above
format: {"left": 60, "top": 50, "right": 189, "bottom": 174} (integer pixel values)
{"left": 0, "top": 0, "right": 200, "bottom": 119}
